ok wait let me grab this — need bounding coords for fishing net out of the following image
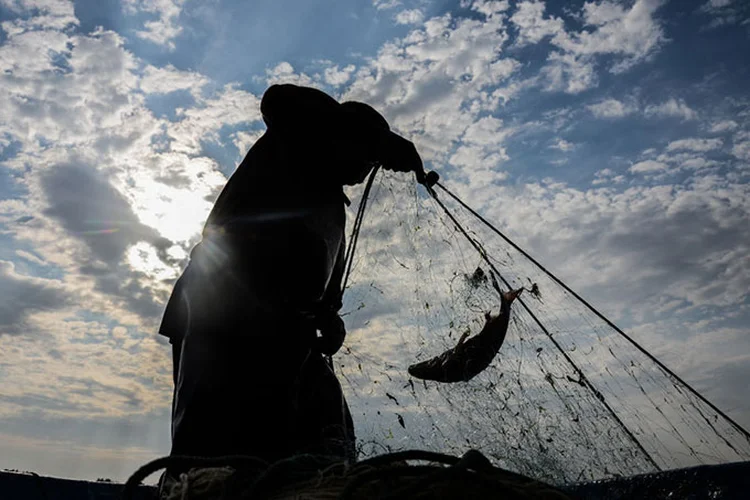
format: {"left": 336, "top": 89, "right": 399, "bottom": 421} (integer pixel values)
{"left": 335, "top": 170, "right": 750, "bottom": 485}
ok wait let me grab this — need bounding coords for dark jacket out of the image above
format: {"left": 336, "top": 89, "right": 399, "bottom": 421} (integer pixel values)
{"left": 158, "top": 84, "right": 420, "bottom": 343}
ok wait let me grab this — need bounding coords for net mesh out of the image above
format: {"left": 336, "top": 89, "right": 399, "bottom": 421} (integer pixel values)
{"left": 336, "top": 170, "right": 750, "bottom": 485}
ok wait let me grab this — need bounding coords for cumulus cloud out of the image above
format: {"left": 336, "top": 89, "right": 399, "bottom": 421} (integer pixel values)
{"left": 0, "top": 1, "right": 247, "bottom": 334}
{"left": 592, "top": 168, "right": 625, "bottom": 185}
{"left": 484, "top": 176, "right": 750, "bottom": 318}
{"left": 549, "top": 138, "right": 575, "bottom": 152}
{"left": 395, "top": 9, "right": 424, "bottom": 25}
{"left": 139, "top": 64, "right": 208, "bottom": 96}
{"left": 373, "top": 0, "right": 401, "bottom": 10}
{"left": 540, "top": 51, "right": 597, "bottom": 94}
{"left": 166, "top": 83, "right": 262, "bottom": 155}
{"left": 323, "top": 64, "right": 356, "bottom": 86}
{"left": 0, "top": 0, "right": 78, "bottom": 33}
{"left": 122, "top": 0, "right": 186, "bottom": 50}
{"left": 448, "top": 116, "right": 512, "bottom": 188}
{"left": 39, "top": 163, "right": 169, "bottom": 265}
{"left": 511, "top": 0, "right": 564, "bottom": 46}
{"left": 629, "top": 160, "right": 669, "bottom": 174}
{"left": 666, "top": 137, "right": 723, "bottom": 152}
{"left": 0, "top": 260, "right": 69, "bottom": 335}
{"left": 645, "top": 98, "right": 698, "bottom": 120}
{"left": 264, "top": 61, "right": 320, "bottom": 88}
{"left": 732, "top": 130, "right": 750, "bottom": 161}
{"left": 709, "top": 120, "right": 739, "bottom": 133}
{"left": 587, "top": 98, "right": 637, "bottom": 118}
{"left": 512, "top": 0, "right": 667, "bottom": 93}
{"left": 343, "top": 4, "right": 519, "bottom": 164}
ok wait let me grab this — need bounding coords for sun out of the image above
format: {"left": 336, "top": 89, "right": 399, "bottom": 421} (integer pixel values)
{"left": 115, "top": 156, "right": 229, "bottom": 278}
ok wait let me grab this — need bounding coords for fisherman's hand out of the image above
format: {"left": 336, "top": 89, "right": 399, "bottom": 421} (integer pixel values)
{"left": 317, "top": 314, "right": 346, "bottom": 356}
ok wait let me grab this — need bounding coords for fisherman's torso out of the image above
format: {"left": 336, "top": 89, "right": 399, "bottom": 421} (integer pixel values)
{"left": 159, "top": 131, "right": 349, "bottom": 341}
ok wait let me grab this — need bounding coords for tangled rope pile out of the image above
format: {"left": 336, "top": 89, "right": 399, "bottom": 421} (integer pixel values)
{"left": 122, "top": 449, "right": 573, "bottom": 499}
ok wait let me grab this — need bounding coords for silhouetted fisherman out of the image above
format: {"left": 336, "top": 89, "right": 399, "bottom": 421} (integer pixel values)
{"left": 158, "top": 84, "right": 427, "bottom": 471}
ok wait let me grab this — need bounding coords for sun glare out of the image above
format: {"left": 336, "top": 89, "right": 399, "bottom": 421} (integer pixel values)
{"left": 126, "top": 241, "right": 180, "bottom": 281}
{"left": 118, "top": 164, "right": 226, "bottom": 243}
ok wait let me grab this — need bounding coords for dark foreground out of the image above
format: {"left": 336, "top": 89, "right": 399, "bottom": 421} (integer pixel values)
{"left": 2, "top": 460, "right": 749, "bottom": 499}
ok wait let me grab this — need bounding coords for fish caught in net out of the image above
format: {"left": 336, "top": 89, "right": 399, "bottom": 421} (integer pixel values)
{"left": 335, "top": 169, "right": 750, "bottom": 485}
{"left": 407, "top": 287, "right": 522, "bottom": 383}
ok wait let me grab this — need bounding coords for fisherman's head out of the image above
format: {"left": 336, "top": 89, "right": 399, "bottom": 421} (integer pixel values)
{"left": 260, "top": 83, "right": 416, "bottom": 186}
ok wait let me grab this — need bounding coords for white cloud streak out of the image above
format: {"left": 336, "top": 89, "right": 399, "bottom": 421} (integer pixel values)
{"left": 122, "top": 0, "right": 186, "bottom": 50}
{"left": 587, "top": 98, "right": 637, "bottom": 118}
{"left": 629, "top": 160, "right": 669, "bottom": 173}
{"left": 645, "top": 97, "right": 698, "bottom": 120}
{"left": 395, "top": 9, "right": 424, "bottom": 25}
{"left": 666, "top": 137, "right": 723, "bottom": 152}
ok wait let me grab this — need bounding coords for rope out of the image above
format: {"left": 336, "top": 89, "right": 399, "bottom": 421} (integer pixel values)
{"left": 425, "top": 181, "right": 662, "bottom": 472}
{"left": 121, "top": 455, "right": 269, "bottom": 499}
{"left": 122, "top": 449, "right": 571, "bottom": 500}
{"left": 342, "top": 166, "right": 380, "bottom": 295}
{"left": 434, "top": 180, "right": 750, "bottom": 446}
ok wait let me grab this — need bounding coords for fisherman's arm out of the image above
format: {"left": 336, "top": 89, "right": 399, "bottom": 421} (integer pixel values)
{"left": 316, "top": 238, "right": 346, "bottom": 356}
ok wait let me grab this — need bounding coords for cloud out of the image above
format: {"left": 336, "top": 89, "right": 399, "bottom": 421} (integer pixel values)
{"left": 264, "top": 61, "right": 320, "bottom": 88}
{"left": 343, "top": 5, "right": 518, "bottom": 164}
{"left": 549, "top": 138, "right": 575, "bottom": 152}
{"left": 139, "top": 64, "right": 208, "bottom": 96}
{"left": 0, "top": 313, "right": 171, "bottom": 422}
{"left": 587, "top": 98, "right": 637, "bottom": 118}
{"left": 0, "top": 27, "right": 144, "bottom": 151}
{"left": 732, "top": 130, "right": 750, "bottom": 161}
{"left": 14, "top": 249, "right": 46, "bottom": 266}
{"left": 167, "top": 83, "right": 262, "bottom": 155}
{"left": 0, "top": 0, "right": 78, "bottom": 33}
{"left": 666, "top": 137, "right": 723, "bottom": 152}
{"left": 512, "top": 0, "right": 667, "bottom": 93}
{"left": 0, "top": 7, "right": 236, "bottom": 330}
{"left": 0, "top": 260, "right": 69, "bottom": 335}
{"left": 122, "top": 0, "right": 186, "bottom": 50}
{"left": 592, "top": 168, "right": 625, "bottom": 185}
{"left": 540, "top": 51, "right": 597, "bottom": 94}
{"left": 28, "top": 162, "right": 176, "bottom": 322}
{"left": 699, "top": 0, "right": 748, "bottom": 28}
{"left": 709, "top": 120, "right": 739, "bottom": 133}
{"left": 471, "top": 0, "right": 510, "bottom": 17}
{"left": 482, "top": 175, "right": 750, "bottom": 321}
{"left": 395, "top": 9, "right": 424, "bottom": 25}
{"left": 510, "top": 0, "right": 564, "bottom": 46}
{"left": 645, "top": 98, "right": 698, "bottom": 120}
{"left": 629, "top": 160, "right": 669, "bottom": 174}
{"left": 373, "top": 0, "right": 401, "bottom": 10}
{"left": 323, "top": 64, "right": 356, "bottom": 86}
{"left": 571, "top": 0, "right": 667, "bottom": 73}
{"left": 39, "top": 163, "right": 169, "bottom": 264}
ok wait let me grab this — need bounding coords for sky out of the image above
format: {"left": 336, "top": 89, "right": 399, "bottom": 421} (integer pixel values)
{"left": 0, "top": 0, "right": 749, "bottom": 483}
